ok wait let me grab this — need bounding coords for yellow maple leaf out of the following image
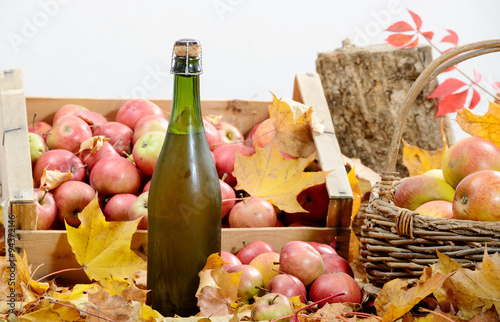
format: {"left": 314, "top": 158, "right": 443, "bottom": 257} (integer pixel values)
{"left": 17, "top": 302, "right": 81, "bottom": 322}
{"left": 40, "top": 166, "right": 72, "bottom": 190}
{"left": 456, "top": 101, "right": 500, "bottom": 147}
{"left": 65, "top": 195, "right": 146, "bottom": 281}
{"left": 402, "top": 120, "right": 448, "bottom": 176}
{"left": 267, "top": 94, "right": 316, "bottom": 158}
{"left": 233, "top": 141, "right": 330, "bottom": 213}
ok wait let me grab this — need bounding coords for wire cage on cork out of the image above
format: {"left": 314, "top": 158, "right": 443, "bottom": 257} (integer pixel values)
{"left": 359, "top": 39, "right": 500, "bottom": 286}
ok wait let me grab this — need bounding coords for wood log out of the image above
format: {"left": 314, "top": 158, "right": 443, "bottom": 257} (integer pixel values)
{"left": 316, "top": 40, "right": 455, "bottom": 177}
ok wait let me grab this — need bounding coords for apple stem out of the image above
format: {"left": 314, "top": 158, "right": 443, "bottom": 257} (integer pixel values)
{"left": 221, "top": 173, "right": 228, "bottom": 181}
{"left": 40, "top": 189, "right": 48, "bottom": 203}
{"left": 113, "top": 137, "right": 123, "bottom": 148}
{"left": 31, "top": 112, "right": 38, "bottom": 126}
{"left": 255, "top": 285, "right": 271, "bottom": 293}
{"left": 36, "top": 267, "right": 84, "bottom": 282}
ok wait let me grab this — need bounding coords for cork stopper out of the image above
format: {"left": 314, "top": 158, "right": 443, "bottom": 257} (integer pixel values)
{"left": 174, "top": 39, "right": 201, "bottom": 57}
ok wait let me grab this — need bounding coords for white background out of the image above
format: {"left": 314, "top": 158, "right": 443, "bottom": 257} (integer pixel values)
{"left": 1, "top": 0, "right": 499, "bottom": 139}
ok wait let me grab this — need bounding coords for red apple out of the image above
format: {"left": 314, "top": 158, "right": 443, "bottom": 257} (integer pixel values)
{"left": 115, "top": 98, "right": 165, "bottom": 130}
{"left": 244, "top": 122, "right": 261, "bottom": 148}
{"left": 46, "top": 115, "right": 93, "bottom": 153}
{"left": 415, "top": 200, "right": 454, "bottom": 219}
{"left": 89, "top": 156, "right": 141, "bottom": 197}
{"left": 322, "top": 253, "right": 354, "bottom": 277}
{"left": 251, "top": 293, "right": 295, "bottom": 322}
{"left": 295, "top": 183, "right": 330, "bottom": 223}
{"left": 236, "top": 240, "right": 277, "bottom": 265}
{"left": 252, "top": 118, "right": 275, "bottom": 149}
{"left": 268, "top": 274, "right": 307, "bottom": 303}
{"left": 33, "top": 149, "right": 86, "bottom": 187}
{"left": 143, "top": 180, "right": 151, "bottom": 192}
{"left": 220, "top": 251, "right": 242, "bottom": 271}
{"left": 307, "top": 241, "right": 337, "bottom": 255}
{"left": 227, "top": 264, "right": 265, "bottom": 304}
{"left": 216, "top": 121, "right": 245, "bottom": 145}
{"left": 53, "top": 181, "right": 96, "bottom": 227}
{"left": 308, "top": 272, "right": 361, "bottom": 307}
{"left": 442, "top": 137, "right": 500, "bottom": 188}
{"left": 128, "top": 191, "right": 148, "bottom": 229}
{"left": 28, "top": 120, "right": 52, "bottom": 142}
{"left": 93, "top": 121, "right": 134, "bottom": 155}
{"left": 28, "top": 132, "right": 48, "bottom": 166}
{"left": 220, "top": 179, "right": 236, "bottom": 219}
{"left": 79, "top": 140, "right": 120, "bottom": 171}
{"left": 203, "top": 119, "right": 221, "bottom": 151}
{"left": 75, "top": 110, "right": 108, "bottom": 128}
{"left": 104, "top": 193, "right": 138, "bottom": 221}
{"left": 132, "top": 131, "right": 165, "bottom": 177}
{"left": 452, "top": 170, "right": 500, "bottom": 221}
{"left": 249, "top": 251, "right": 280, "bottom": 287}
{"left": 228, "top": 197, "right": 277, "bottom": 228}
{"left": 279, "top": 240, "right": 324, "bottom": 286}
{"left": 33, "top": 188, "right": 57, "bottom": 230}
{"left": 393, "top": 175, "right": 455, "bottom": 211}
{"left": 52, "top": 104, "right": 89, "bottom": 123}
{"left": 213, "top": 143, "right": 255, "bottom": 187}
{"left": 133, "top": 115, "right": 169, "bottom": 144}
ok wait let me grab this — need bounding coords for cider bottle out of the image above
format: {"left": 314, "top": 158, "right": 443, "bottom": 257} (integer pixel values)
{"left": 147, "top": 39, "right": 222, "bottom": 317}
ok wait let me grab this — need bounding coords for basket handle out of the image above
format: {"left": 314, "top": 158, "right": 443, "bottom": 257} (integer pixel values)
{"left": 384, "top": 39, "right": 500, "bottom": 174}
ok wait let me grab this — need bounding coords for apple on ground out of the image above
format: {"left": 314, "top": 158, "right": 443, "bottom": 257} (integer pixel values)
{"left": 393, "top": 174, "right": 455, "bottom": 211}
{"left": 307, "top": 241, "right": 337, "bottom": 255}
{"left": 220, "top": 251, "right": 242, "bottom": 271}
{"left": 251, "top": 293, "right": 295, "bottom": 322}
{"left": 213, "top": 143, "right": 254, "bottom": 187}
{"left": 75, "top": 110, "right": 108, "bottom": 128}
{"left": 452, "top": 170, "right": 500, "bottom": 221}
{"left": 46, "top": 114, "right": 93, "bottom": 153}
{"left": 236, "top": 240, "right": 277, "bottom": 265}
{"left": 227, "top": 264, "right": 265, "bottom": 304}
{"left": 249, "top": 251, "right": 280, "bottom": 287}
{"left": 267, "top": 274, "right": 307, "bottom": 303}
{"left": 52, "top": 104, "right": 89, "bottom": 123}
{"left": 252, "top": 118, "right": 275, "bottom": 149}
{"left": 203, "top": 119, "right": 221, "bottom": 151}
{"left": 132, "top": 131, "right": 166, "bottom": 177}
{"left": 33, "top": 149, "right": 87, "bottom": 187}
{"left": 115, "top": 98, "right": 165, "bottom": 130}
{"left": 216, "top": 121, "right": 245, "bottom": 145}
{"left": 53, "top": 181, "right": 96, "bottom": 227}
{"left": 104, "top": 193, "right": 138, "bottom": 222}
{"left": 308, "top": 272, "right": 362, "bottom": 307}
{"left": 89, "top": 156, "right": 142, "bottom": 197}
{"left": 128, "top": 191, "right": 148, "bottom": 229}
{"left": 322, "top": 253, "right": 354, "bottom": 277}
{"left": 33, "top": 188, "right": 57, "bottom": 230}
{"left": 132, "top": 115, "right": 169, "bottom": 144}
{"left": 29, "top": 132, "right": 48, "bottom": 166}
{"left": 220, "top": 179, "right": 236, "bottom": 219}
{"left": 279, "top": 240, "right": 324, "bottom": 287}
{"left": 442, "top": 137, "right": 500, "bottom": 188}
{"left": 228, "top": 197, "right": 277, "bottom": 228}
{"left": 79, "top": 140, "right": 120, "bottom": 171}
{"left": 28, "top": 119, "right": 52, "bottom": 142}
{"left": 93, "top": 121, "right": 134, "bottom": 155}
{"left": 415, "top": 200, "right": 454, "bottom": 219}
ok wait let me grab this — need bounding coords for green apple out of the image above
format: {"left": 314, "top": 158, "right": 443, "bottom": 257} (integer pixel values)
{"left": 393, "top": 174, "right": 455, "bottom": 211}
{"left": 227, "top": 264, "right": 265, "bottom": 304}
{"left": 28, "top": 132, "right": 48, "bottom": 166}
{"left": 251, "top": 293, "right": 295, "bottom": 322}
{"left": 422, "top": 169, "right": 445, "bottom": 181}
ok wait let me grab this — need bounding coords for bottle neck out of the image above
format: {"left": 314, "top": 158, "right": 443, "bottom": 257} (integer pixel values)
{"left": 168, "top": 57, "right": 203, "bottom": 135}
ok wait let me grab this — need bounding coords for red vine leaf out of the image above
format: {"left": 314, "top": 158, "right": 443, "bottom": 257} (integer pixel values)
{"left": 386, "top": 21, "right": 414, "bottom": 32}
{"left": 385, "top": 34, "right": 415, "bottom": 48}
{"left": 421, "top": 31, "right": 434, "bottom": 41}
{"left": 408, "top": 10, "right": 422, "bottom": 30}
{"left": 428, "top": 78, "right": 467, "bottom": 98}
{"left": 405, "top": 37, "right": 419, "bottom": 49}
{"left": 469, "top": 89, "right": 481, "bottom": 110}
{"left": 492, "top": 81, "right": 500, "bottom": 94}
{"left": 441, "top": 29, "right": 459, "bottom": 46}
{"left": 435, "top": 91, "right": 468, "bottom": 117}
{"left": 473, "top": 69, "right": 482, "bottom": 84}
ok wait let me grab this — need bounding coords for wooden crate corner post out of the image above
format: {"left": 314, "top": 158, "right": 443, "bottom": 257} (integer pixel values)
{"left": 293, "top": 72, "right": 354, "bottom": 258}
{"left": 0, "top": 69, "right": 37, "bottom": 241}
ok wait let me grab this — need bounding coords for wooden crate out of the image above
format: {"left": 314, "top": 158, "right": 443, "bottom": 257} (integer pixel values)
{"left": 1, "top": 70, "right": 353, "bottom": 284}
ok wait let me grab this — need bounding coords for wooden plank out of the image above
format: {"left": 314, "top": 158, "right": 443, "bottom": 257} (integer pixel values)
{"left": 16, "top": 227, "right": 338, "bottom": 284}
{"left": 0, "top": 69, "right": 35, "bottom": 230}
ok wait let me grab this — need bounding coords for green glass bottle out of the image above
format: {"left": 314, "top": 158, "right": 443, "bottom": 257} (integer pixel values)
{"left": 147, "top": 39, "right": 222, "bottom": 317}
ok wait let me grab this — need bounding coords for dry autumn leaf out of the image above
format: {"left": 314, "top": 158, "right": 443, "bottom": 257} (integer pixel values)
{"left": 233, "top": 141, "right": 330, "bottom": 213}
{"left": 40, "top": 166, "right": 72, "bottom": 190}
{"left": 402, "top": 120, "right": 448, "bottom": 176}
{"left": 78, "top": 135, "right": 109, "bottom": 154}
{"left": 456, "top": 101, "right": 500, "bottom": 147}
{"left": 65, "top": 195, "right": 146, "bottom": 281}
{"left": 85, "top": 287, "right": 143, "bottom": 322}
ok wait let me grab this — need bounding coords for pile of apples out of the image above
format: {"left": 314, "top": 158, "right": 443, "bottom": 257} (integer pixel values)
{"left": 28, "top": 98, "right": 329, "bottom": 230}
{"left": 394, "top": 136, "right": 500, "bottom": 222}
{"left": 220, "top": 240, "right": 360, "bottom": 321}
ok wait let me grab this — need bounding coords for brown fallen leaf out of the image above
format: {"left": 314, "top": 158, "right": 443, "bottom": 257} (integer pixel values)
{"left": 40, "top": 166, "right": 72, "bottom": 190}
{"left": 78, "top": 135, "right": 109, "bottom": 154}
{"left": 86, "top": 287, "right": 142, "bottom": 322}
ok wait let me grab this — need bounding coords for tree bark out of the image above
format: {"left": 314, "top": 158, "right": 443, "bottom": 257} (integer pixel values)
{"left": 316, "top": 40, "right": 454, "bottom": 177}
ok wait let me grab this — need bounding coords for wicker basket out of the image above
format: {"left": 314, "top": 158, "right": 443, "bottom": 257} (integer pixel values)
{"left": 360, "top": 39, "right": 500, "bottom": 286}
